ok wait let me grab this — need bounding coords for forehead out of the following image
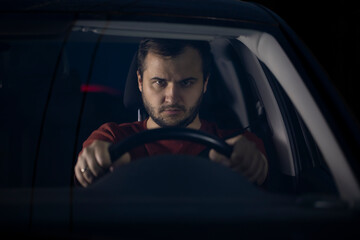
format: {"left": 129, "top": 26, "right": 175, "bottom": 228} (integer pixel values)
{"left": 143, "top": 47, "right": 203, "bottom": 74}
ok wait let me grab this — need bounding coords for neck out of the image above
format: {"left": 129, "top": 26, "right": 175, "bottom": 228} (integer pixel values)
{"left": 146, "top": 115, "right": 202, "bottom": 130}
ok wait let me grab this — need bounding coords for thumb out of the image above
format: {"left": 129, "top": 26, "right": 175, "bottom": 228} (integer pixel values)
{"left": 109, "top": 152, "right": 131, "bottom": 172}
{"left": 209, "top": 149, "right": 231, "bottom": 167}
{"left": 225, "top": 135, "right": 243, "bottom": 146}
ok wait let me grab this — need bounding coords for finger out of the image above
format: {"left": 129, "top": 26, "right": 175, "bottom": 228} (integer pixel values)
{"left": 225, "top": 134, "right": 269, "bottom": 185}
{"left": 244, "top": 153, "right": 268, "bottom": 185}
{"left": 110, "top": 152, "right": 131, "bottom": 172}
{"left": 232, "top": 152, "right": 258, "bottom": 176}
{"left": 209, "top": 149, "right": 231, "bottom": 167}
{"left": 255, "top": 154, "right": 268, "bottom": 185}
{"left": 94, "top": 143, "right": 112, "bottom": 169}
{"left": 85, "top": 156, "right": 104, "bottom": 178}
{"left": 242, "top": 150, "right": 262, "bottom": 176}
{"left": 230, "top": 138, "right": 256, "bottom": 170}
{"left": 87, "top": 146, "right": 111, "bottom": 177}
{"left": 225, "top": 135, "right": 243, "bottom": 146}
{"left": 75, "top": 158, "right": 90, "bottom": 187}
{"left": 245, "top": 155, "right": 264, "bottom": 183}
{"left": 78, "top": 157, "right": 94, "bottom": 184}
{"left": 229, "top": 137, "right": 262, "bottom": 177}
{"left": 86, "top": 163, "right": 104, "bottom": 178}
{"left": 79, "top": 147, "right": 97, "bottom": 182}
{"left": 81, "top": 167, "right": 94, "bottom": 184}
{"left": 75, "top": 164, "right": 88, "bottom": 187}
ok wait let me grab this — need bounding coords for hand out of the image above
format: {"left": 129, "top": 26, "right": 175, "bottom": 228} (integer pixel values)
{"left": 209, "top": 135, "right": 268, "bottom": 185}
{"left": 75, "top": 140, "right": 131, "bottom": 187}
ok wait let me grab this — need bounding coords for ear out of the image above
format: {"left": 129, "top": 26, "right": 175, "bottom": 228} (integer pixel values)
{"left": 203, "top": 74, "right": 210, "bottom": 93}
{"left": 137, "top": 70, "right": 143, "bottom": 92}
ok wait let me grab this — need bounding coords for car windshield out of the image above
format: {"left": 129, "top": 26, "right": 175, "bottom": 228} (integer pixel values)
{"left": 0, "top": 18, "right": 337, "bottom": 192}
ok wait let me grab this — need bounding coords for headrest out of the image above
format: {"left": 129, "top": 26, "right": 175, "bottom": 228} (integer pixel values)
{"left": 123, "top": 51, "right": 142, "bottom": 110}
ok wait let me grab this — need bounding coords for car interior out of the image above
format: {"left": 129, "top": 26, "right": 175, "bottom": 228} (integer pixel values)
{"left": 0, "top": 23, "right": 338, "bottom": 199}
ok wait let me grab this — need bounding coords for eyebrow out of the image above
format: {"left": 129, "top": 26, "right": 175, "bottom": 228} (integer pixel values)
{"left": 150, "top": 77, "right": 198, "bottom": 82}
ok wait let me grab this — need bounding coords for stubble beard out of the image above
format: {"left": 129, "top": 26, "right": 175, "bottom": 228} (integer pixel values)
{"left": 142, "top": 93, "right": 203, "bottom": 128}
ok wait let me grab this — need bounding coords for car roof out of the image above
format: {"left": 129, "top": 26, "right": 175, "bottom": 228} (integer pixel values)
{"left": 0, "top": 0, "right": 278, "bottom": 25}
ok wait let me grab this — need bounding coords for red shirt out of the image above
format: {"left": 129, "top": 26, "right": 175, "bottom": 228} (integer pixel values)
{"left": 82, "top": 119, "right": 266, "bottom": 160}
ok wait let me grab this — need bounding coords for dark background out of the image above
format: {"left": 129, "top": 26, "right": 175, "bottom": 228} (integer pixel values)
{"left": 249, "top": 1, "right": 359, "bottom": 122}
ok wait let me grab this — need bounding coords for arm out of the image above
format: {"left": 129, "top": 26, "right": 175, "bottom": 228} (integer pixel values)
{"left": 74, "top": 122, "right": 135, "bottom": 187}
{"left": 209, "top": 134, "right": 268, "bottom": 185}
{"left": 75, "top": 140, "right": 131, "bottom": 188}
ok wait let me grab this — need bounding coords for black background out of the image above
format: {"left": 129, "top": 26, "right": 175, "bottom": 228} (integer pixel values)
{"left": 249, "top": 1, "right": 359, "bottom": 122}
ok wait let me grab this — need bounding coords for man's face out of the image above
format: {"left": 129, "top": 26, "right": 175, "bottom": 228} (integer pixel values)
{"left": 137, "top": 46, "right": 208, "bottom": 128}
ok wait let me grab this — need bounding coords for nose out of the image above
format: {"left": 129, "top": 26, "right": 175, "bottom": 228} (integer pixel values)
{"left": 164, "top": 83, "right": 180, "bottom": 104}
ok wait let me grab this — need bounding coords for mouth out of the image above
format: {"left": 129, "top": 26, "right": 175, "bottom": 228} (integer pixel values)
{"left": 160, "top": 105, "right": 186, "bottom": 115}
{"left": 162, "top": 108, "right": 183, "bottom": 115}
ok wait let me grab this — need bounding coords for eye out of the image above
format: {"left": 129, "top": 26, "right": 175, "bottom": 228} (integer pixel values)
{"left": 154, "top": 79, "right": 167, "bottom": 88}
{"left": 180, "top": 79, "right": 194, "bottom": 88}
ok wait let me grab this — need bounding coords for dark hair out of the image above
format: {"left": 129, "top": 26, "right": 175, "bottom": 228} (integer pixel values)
{"left": 137, "top": 38, "right": 211, "bottom": 80}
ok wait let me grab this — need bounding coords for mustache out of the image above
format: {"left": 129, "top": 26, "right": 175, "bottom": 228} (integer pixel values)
{"left": 159, "top": 104, "right": 186, "bottom": 112}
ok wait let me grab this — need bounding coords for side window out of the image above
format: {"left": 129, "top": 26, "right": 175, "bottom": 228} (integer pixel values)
{"left": 295, "top": 112, "right": 338, "bottom": 194}
{"left": 31, "top": 34, "right": 138, "bottom": 188}
{"left": 0, "top": 38, "right": 64, "bottom": 188}
{"left": 77, "top": 36, "right": 139, "bottom": 149}
{"left": 261, "top": 62, "right": 338, "bottom": 195}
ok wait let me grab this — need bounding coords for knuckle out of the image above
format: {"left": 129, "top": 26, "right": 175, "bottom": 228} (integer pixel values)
{"left": 87, "top": 162, "right": 99, "bottom": 177}
{"left": 82, "top": 147, "right": 93, "bottom": 157}
{"left": 84, "top": 172, "right": 93, "bottom": 183}
{"left": 97, "top": 157, "right": 109, "bottom": 168}
{"left": 113, "top": 153, "right": 131, "bottom": 167}
{"left": 94, "top": 144, "right": 110, "bottom": 165}
{"left": 74, "top": 161, "right": 81, "bottom": 169}
{"left": 209, "top": 149, "right": 218, "bottom": 160}
{"left": 76, "top": 155, "right": 85, "bottom": 165}
{"left": 76, "top": 173, "right": 88, "bottom": 187}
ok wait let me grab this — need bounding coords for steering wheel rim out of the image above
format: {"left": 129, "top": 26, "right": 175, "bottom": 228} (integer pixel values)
{"left": 108, "top": 128, "right": 233, "bottom": 162}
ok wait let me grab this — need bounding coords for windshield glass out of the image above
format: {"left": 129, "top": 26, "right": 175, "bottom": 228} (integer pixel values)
{"left": 0, "top": 18, "right": 338, "bottom": 198}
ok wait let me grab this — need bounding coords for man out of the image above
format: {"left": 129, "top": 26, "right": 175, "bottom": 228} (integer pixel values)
{"left": 75, "top": 39, "right": 268, "bottom": 187}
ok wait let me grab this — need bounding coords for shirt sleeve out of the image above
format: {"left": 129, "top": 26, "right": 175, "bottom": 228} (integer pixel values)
{"left": 82, "top": 122, "right": 119, "bottom": 149}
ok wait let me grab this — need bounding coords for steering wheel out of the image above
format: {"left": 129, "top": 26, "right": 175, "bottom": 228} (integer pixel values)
{"left": 79, "top": 128, "right": 259, "bottom": 200}
{"left": 108, "top": 127, "right": 233, "bottom": 162}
